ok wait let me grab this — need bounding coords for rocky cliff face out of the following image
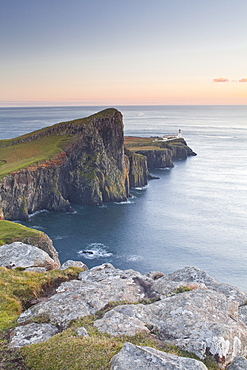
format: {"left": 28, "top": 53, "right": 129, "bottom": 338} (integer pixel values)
{"left": 135, "top": 148, "right": 174, "bottom": 169}
{"left": 160, "top": 138, "right": 197, "bottom": 160}
{"left": 0, "top": 109, "right": 146, "bottom": 220}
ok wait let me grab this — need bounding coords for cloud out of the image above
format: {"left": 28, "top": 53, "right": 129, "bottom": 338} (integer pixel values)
{"left": 213, "top": 78, "right": 229, "bottom": 83}
{"left": 239, "top": 78, "right": 247, "bottom": 82}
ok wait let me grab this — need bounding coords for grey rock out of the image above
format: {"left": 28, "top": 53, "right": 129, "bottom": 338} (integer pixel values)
{"left": 152, "top": 275, "right": 206, "bottom": 298}
{"left": 226, "top": 356, "right": 247, "bottom": 369}
{"left": 0, "top": 242, "right": 58, "bottom": 270}
{"left": 18, "top": 264, "right": 156, "bottom": 328}
{"left": 110, "top": 342, "right": 208, "bottom": 370}
{"left": 76, "top": 327, "right": 89, "bottom": 337}
{"left": 239, "top": 305, "right": 247, "bottom": 325}
{"left": 168, "top": 267, "right": 247, "bottom": 304}
{"left": 9, "top": 323, "right": 58, "bottom": 348}
{"left": 95, "top": 289, "right": 247, "bottom": 366}
{"left": 95, "top": 304, "right": 150, "bottom": 336}
{"left": 60, "top": 259, "right": 88, "bottom": 270}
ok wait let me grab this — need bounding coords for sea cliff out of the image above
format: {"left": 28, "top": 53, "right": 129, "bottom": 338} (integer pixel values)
{"left": 0, "top": 109, "right": 196, "bottom": 221}
{"left": 0, "top": 109, "right": 143, "bottom": 220}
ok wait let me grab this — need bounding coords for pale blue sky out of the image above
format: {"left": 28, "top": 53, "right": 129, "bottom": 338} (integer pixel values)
{"left": 1, "top": 0, "right": 246, "bottom": 106}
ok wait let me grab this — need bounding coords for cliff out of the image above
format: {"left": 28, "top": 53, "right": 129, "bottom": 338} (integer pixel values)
{"left": 0, "top": 109, "right": 146, "bottom": 221}
{"left": 124, "top": 136, "right": 196, "bottom": 169}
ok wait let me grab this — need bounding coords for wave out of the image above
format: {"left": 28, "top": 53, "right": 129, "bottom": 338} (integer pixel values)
{"left": 28, "top": 209, "right": 49, "bottom": 218}
{"left": 114, "top": 199, "right": 134, "bottom": 205}
{"left": 132, "top": 185, "right": 148, "bottom": 191}
{"left": 78, "top": 243, "right": 112, "bottom": 259}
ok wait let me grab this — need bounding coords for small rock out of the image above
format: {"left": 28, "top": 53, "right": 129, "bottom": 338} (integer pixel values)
{"left": 9, "top": 323, "right": 58, "bottom": 348}
{"left": 76, "top": 327, "right": 89, "bottom": 337}
{"left": 226, "top": 356, "right": 247, "bottom": 369}
{"left": 60, "top": 260, "right": 88, "bottom": 270}
{"left": 110, "top": 342, "right": 208, "bottom": 369}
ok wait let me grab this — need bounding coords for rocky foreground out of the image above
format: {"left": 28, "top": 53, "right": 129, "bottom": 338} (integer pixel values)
{"left": 1, "top": 240, "right": 246, "bottom": 369}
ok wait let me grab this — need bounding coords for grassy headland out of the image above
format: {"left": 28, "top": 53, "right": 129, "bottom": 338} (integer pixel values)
{"left": 0, "top": 221, "right": 48, "bottom": 246}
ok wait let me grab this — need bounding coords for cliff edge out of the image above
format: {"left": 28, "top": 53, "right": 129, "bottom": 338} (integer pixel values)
{"left": 0, "top": 109, "right": 145, "bottom": 220}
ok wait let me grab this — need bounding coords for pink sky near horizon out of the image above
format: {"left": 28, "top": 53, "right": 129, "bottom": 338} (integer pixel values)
{"left": 0, "top": 0, "right": 246, "bottom": 107}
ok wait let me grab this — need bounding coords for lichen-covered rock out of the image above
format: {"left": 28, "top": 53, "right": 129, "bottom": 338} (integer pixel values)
{"left": 59, "top": 259, "right": 88, "bottom": 270}
{"left": 168, "top": 267, "right": 247, "bottom": 305}
{"left": 95, "top": 304, "right": 150, "bottom": 336}
{"left": 239, "top": 305, "right": 247, "bottom": 325}
{"left": 17, "top": 263, "right": 157, "bottom": 328}
{"left": 0, "top": 242, "right": 59, "bottom": 270}
{"left": 9, "top": 323, "right": 58, "bottom": 348}
{"left": 110, "top": 342, "right": 208, "bottom": 370}
{"left": 226, "top": 356, "right": 247, "bottom": 369}
{"left": 94, "top": 289, "right": 247, "bottom": 366}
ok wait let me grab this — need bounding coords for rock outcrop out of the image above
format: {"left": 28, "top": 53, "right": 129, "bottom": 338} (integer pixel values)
{"left": 110, "top": 342, "right": 208, "bottom": 370}
{"left": 12, "top": 263, "right": 247, "bottom": 368}
{"left": 0, "top": 242, "right": 59, "bottom": 270}
{"left": 0, "top": 109, "right": 147, "bottom": 220}
{"left": 135, "top": 148, "right": 174, "bottom": 169}
{"left": 160, "top": 138, "right": 197, "bottom": 160}
{"left": 0, "top": 220, "right": 60, "bottom": 266}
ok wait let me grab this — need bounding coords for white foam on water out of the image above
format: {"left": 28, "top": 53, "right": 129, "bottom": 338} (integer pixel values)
{"left": 78, "top": 243, "right": 113, "bottom": 259}
{"left": 28, "top": 209, "right": 49, "bottom": 218}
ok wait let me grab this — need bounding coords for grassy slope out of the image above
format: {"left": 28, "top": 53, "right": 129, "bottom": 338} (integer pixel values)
{"left": 0, "top": 135, "right": 74, "bottom": 179}
{"left": 124, "top": 136, "right": 177, "bottom": 152}
{"left": 0, "top": 221, "right": 46, "bottom": 246}
{"left": 0, "top": 108, "right": 117, "bottom": 179}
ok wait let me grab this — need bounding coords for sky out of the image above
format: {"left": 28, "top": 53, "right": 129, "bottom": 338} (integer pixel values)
{"left": 0, "top": 0, "right": 246, "bottom": 106}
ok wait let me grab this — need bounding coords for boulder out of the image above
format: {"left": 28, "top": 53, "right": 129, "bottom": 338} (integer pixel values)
{"left": 110, "top": 342, "right": 208, "bottom": 370}
{"left": 95, "top": 304, "right": 150, "bottom": 336}
{"left": 226, "top": 356, "right": 247, "bottom": 369}
{"left": 17, "top": 263, "right": 157, "bottom": 328}
{"left": 76, "top": 327, "right": 89, "bottom": 337}
{"left": 9, "top": 323, "right": 58, "bottom": 348}
{"left": 0, "top": 242, "right": 59, "bottom": 270}
{"left": 60, "top": 259, "right": 88, "bottom": 270}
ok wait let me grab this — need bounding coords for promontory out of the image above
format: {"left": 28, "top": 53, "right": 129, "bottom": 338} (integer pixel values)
{"left": 0, "top": 108, "right": 196, "bottom": 220}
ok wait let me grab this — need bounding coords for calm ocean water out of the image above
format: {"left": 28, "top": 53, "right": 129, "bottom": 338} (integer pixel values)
{"left": 0, "top": 105, "right": 246, "bottom": 291}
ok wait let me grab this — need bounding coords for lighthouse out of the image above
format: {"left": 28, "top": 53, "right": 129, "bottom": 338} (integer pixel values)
{"left": 178, "top": 129, "right": 182, "bottom": 138}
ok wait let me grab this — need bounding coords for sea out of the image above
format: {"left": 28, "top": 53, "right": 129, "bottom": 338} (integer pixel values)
{"left": 0, "top": 105, "right": 246, "bottom": 291}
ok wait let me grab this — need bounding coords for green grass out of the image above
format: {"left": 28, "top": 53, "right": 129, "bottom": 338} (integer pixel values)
{"left": 0, "top": 135, "right": 73, "bottom": 178}
{"left": 0, "top": 221, "right": 47, "bottom": 246}
{"left": 19, "top": 312, "right": 219, "bottom": 370}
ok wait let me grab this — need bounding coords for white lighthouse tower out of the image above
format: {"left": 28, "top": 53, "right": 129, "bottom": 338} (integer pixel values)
{"left": 178, "top": 129, "right": 182, "bottom": 138}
